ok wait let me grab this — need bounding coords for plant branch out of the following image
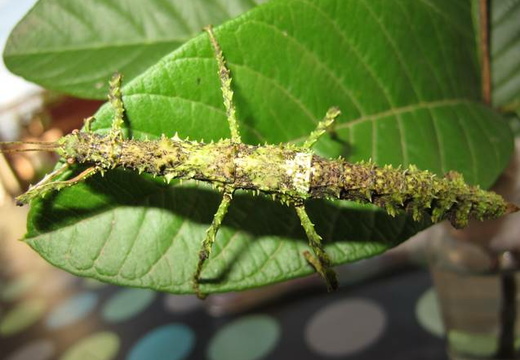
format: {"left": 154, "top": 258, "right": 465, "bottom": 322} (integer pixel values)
{"left": 479, "top": 0, "right": 491, "bottom": 104}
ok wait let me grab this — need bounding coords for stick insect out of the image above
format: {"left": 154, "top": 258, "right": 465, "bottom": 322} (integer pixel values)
{"left": 1, "top": 26, "right": 518, "bottom": 298}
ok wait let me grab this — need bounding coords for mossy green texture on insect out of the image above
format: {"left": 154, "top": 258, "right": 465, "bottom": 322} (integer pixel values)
{"left": 310, "top": 160, "right": 513, "bottom": 229}
{"left": 49, "top": 129, "right": 514, "bottom": 231}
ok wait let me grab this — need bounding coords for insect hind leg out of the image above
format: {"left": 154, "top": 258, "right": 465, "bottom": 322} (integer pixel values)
{"left": 294, "top": 204, "right": 338, "bottom": 291}
{"left": 204, "top": 25, "right": 241, "bottom": 143}
{"left": 193, "top": 190, "right": 233, "bottom": 298}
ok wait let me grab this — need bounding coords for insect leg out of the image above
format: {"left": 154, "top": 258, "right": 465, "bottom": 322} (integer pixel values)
{"left": 193, "top": 190, "right": 233, "bottom": 298}
{"left": 203, "top": 25, "right": 242, "bottom": 143}
{"left": 108, "top": 72, "right": 125, "bottom": 141}
{"left": 302, "top": 107, "right": 341, "bottom": 149}
{"left": 84, "top": 116, "right": 95, "bottom": 132}
{"left": 294, "top": 204, "right": 338, "bottom": 291}
{"left": 16, "top": 165, "right": 100, "bottom": 205}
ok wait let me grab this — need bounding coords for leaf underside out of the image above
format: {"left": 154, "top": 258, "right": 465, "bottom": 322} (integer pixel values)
{"left": 9, "top": 0, "right": 514, "bottom": 294}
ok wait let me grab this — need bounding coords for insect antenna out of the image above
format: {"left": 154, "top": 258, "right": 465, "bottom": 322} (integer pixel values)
{"left": 0, "top": 140, "right": 59, "bottom": 154}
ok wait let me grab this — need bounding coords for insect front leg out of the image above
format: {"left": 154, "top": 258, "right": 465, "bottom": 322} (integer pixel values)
{"left": 16, "top": 165, "right": 101, "bottom": 205}
{"left": 302, "top": 107, "right": 341, "bottom": 149}
{"left": 81, "top": 74, "right": 124, "bottom": 138}
{"left": 294, "top": 204, "right": 338, "bottom": 291}
{"left": 84, "top": 116, "right": 96, "bottom": 132}
{"left": 108, "top": 72, "right": 125, "bottom": 142}
{"left": 193, "top": 189, "right": 234, "bottom": 298}
{"left": 203, "top": 25, "right": 242, "bottom": 143}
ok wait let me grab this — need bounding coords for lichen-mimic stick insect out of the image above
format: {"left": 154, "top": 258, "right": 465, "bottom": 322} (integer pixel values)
{"left": 1, "top": 26, "right": 518, "bottom": 297}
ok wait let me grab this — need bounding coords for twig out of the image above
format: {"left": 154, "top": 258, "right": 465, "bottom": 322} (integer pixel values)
{"left": 479, "top": 0, "right": 491, "bottom": 104}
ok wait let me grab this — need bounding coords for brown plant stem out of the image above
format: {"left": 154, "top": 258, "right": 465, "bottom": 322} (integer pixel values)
{"left": 480, "top": 0, "right": 491, "bottom": 104}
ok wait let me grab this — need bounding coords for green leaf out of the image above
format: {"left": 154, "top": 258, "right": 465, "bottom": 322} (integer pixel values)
{"left": 491, "top": 0, "right": 520, "bottom": 114}
{"left": 3, "top": 0, "right": 266, "bottom": 99}
{"left": 21, "top": 0, "right": 513, "bottom": 294}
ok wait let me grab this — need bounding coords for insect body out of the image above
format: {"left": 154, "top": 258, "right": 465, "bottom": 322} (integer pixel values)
{"left": 49, "top": 127, "right": 515, "bottom": 230}
{"left": 1, "top": 27, "right": 517, "bottom": 297}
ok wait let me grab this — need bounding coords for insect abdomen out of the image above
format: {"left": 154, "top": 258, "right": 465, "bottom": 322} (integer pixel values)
{"left": 309, "top": 156, "right": 512, "bottom": 228}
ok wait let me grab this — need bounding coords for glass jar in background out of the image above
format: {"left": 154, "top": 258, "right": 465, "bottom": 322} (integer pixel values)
{"left": 430, "top": 232, "right": 519, "bottom": 360}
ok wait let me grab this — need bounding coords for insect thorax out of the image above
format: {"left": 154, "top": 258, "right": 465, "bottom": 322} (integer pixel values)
{"left": 63, "top": 132, "right": 314, "bottom": 200}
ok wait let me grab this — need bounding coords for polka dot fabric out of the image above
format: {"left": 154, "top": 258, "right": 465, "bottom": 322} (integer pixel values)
{"left": 0, "top": 261, "right": 449, "bottom": 360}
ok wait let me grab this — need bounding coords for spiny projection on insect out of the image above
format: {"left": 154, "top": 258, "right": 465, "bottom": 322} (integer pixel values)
{"left": 1, "top": 26, "right": 518, "bottom": 297}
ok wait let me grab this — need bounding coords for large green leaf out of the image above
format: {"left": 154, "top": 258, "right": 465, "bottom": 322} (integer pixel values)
{"left": 3, "top": 0, "right": 266, "bottom": 99}
{"left": 18, "top": 0, "right": 513, "bottom": 294}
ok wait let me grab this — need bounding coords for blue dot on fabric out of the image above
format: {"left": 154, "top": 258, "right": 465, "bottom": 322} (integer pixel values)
{"left": 102, "top": 288, "right": 156, "bottom": 323}
{"left": 127, "top": 324, "right": 195, "bottom": 360}
{"left": 46, "top": 292, "right": 98, "bottom": 329}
